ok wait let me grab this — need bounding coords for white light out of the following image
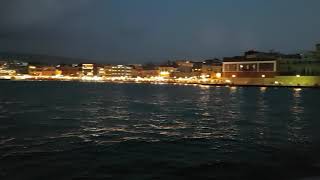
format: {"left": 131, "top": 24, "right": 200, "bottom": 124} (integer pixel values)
{"left": 260, "top": 87, "right": 267, "bottom": 92}
{"left": 274, "top": 81, "right": 279, "bottom": 84}
{"left": 261, "top": 74, "right": 265, "bottom": 78}
{"left": 232, "top": 74, "right": 236, "bottom": 78}
{"left": 225, "top": 79, "right": 231, "bottom": 83}
{"left": 294, "top": 88, "right": 302, "bottom": 92}
{"left": 296, "top": 74, "right": 301, "bottom": 77}
{"left": 216, "top": 73, "right": 222, "bottom": 78}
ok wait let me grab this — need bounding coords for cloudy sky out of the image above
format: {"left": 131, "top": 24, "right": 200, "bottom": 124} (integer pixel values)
{"left": 0, "top": 0, "right": 319, "bottom": 63}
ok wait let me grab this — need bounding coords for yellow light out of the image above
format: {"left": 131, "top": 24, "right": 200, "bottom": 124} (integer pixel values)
{"left": 225, "top": 79, "right": 232, "bottom": 83}
{"left": 160, "top": 71, "right": 170, "bottom": 76}
{"left": 216, "top": 73, "right": 222, "bottom": 78}
{"left": 296, "top": 74, "right": 301, "bottom": 77}
{"left": 274, "top": 81, "right": 279, "bottom": 84}
{"left": 232, "top": 74, "right": 236, "bottom": 78}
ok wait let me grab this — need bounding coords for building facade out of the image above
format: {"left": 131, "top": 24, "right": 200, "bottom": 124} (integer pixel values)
{"left": 223, "top": 54, "right": 277, "bottom": 78}
{"left": 81, "top": 64, "right": 95, "bottom": 76}
{"left": 104, "top": 65, "right": 132, "bottom": 77}
{"left": 57, "top": 65, "right": 80, "bottom": 77}
{"left": 28, "top": 66, "right": 58, "bottom": 76}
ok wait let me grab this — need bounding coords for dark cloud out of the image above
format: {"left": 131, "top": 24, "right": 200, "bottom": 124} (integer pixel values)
{"left": 0, "top": 0, "right": 320, "bottom": 63}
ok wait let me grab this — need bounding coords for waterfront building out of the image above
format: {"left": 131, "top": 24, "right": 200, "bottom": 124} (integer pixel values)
{"left": 139, "top": 69, "right": 160, "bottom": 78}
{"left": 192, "top": 62, "right": 203, "bottom": 73}
{"left": 57, "top": 65, "right": 80, "bottom": 77}
{"left": 97, "top": 66, "right": 106, "bottom": 77}
{"left": 222, "top": 47, "right": 320, "bottom": 78}
{"left": 128, "top": 64, "right": 143, "bottom": 78}
{"left": 276, "top": 54, "right": 310, "bottom": 75}
{"left": 158, "top": 66, "right": 177, "bottom": 78}
{"left": 104, "top": 65, "right": 132, "bottom": 77}
{"left": 138, "top": 64, "right": 160, "bottom": 78}
{"left": 243, "top": 47, "right": 320, "bottom": 76}
{"left": 0, "top": 60, "right": 28, "bottom": 75}
{"left": 288, "top": 44, "right": 320, "bottom": 76}
{"left": 81, "top": 64, "right": 95, "bottom": 76}
{"left": 0, "top": 69, "right": 16, "bottom": 76}
{"left": 28, "top": 65, "right": 57, "bottom": 76}
{"left": 189, "top": 59, "right": 223, "bottom": 78}
{"left": 201, "top": 60, "right": 222, "bottom": 78}
{"left": 176, "top": 60, "right": 193, "bottom": 73}
{"left": 223, "top": 52, "right": 277, "bottom": 78}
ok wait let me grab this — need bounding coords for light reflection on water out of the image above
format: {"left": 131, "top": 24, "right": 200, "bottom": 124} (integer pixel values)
{"left": 288, "top": 88, "right": 308, "bottom": 143}
{"left": 0, "top": 82, "right": 319, "bottom": 179}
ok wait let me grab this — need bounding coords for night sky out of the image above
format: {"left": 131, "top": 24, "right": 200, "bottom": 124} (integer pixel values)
{"left": 0, "top": 0, "right": 320, "bottom": 63}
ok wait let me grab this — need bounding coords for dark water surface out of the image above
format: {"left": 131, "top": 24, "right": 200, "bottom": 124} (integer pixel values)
{"left": 0, "top": 81, "right": 320, "bottom": 180}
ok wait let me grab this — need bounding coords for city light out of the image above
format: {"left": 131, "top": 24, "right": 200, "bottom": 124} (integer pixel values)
{"left": 1, "top": 43, "right": 320, "bottom": 88}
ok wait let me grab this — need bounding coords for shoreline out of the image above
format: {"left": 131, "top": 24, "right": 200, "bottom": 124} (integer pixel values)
{"left": 2, "top": 77, "right": 320, "bottom": 89}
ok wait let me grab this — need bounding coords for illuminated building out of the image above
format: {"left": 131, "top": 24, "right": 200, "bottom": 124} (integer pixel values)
{"left": 176, "top": 60, "right": 193, "bottom": 73}
{"left": 278, "top": 44, "right": 320, "bottom": 76}
{"left": 0, "top": 69, "right": 16, "bottom": 76}
{"left": 57, "top": 65, "right": 80, "bottom": 77}
{"left": 139, "top": 69, "right": 160, "bottom": 78}
{"left": 222, "top": 47, "right": 320, "bottom": 78}
{"left": 201, "top": 60, "right": 222, "bottom": 78}
{"left": 81, "top": 64, "right": 95, "bottom": 76}
{"left": 0, "top": 60, "right": 28, "bottom": 75}
{"left": 97, "top": 67, "right": 106, "bottom": 77}
{"left": 158, "top": 66, "right": 177, "bottom": 78}
{"left": 223, "top": 51, "right": 278, "bottom": 78}
{"left": 104, "top": 65, "right": 132, "bottom": 77}
{"left": 28, "top": 65, "right": 57, "bottom": 76}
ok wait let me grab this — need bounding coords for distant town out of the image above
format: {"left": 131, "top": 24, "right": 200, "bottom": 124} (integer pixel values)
{"left": 1, "top": 43, "right": 320, "bottom": 87}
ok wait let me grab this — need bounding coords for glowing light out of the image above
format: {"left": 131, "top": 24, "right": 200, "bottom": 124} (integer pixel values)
{"left": 232, "top": 74, "right": 236, "bottom": 78}
{"left": 216, "top": 73, "right": 222, "bottom": 78}
{"left": 294, "top": 88, "right": 302, "bottom": 92}
{"left": 225, "top": 79, "right": 232, "bottom": 83}
{"left": 274, "top": 81, "right": 279, "bottom": 84}
{"left": 199, "top": 85, "right": 210, "bottom": 89}
{"left": 159, "top": 71, "right": 170, "bottom": 77}
{"left": 230, "top": 86, "right": 237, "bottom": 91}
{"left": 261, "top": 74, "right": 265, "bottom": 78}
{"left": 260, "top": 87, "right": 267, "bottom": 92}
{"left": 296, "top": 74, "right": 301, "bottom": 77}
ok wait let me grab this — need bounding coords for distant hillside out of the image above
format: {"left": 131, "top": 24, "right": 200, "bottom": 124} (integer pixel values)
{"left": 0, "top": 52, "right": 93, "bottom": 65}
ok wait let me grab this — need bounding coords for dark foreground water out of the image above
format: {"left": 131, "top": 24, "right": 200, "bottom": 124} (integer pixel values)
{"left": 0, "top": 81, "right": 320, "bottom": 180}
